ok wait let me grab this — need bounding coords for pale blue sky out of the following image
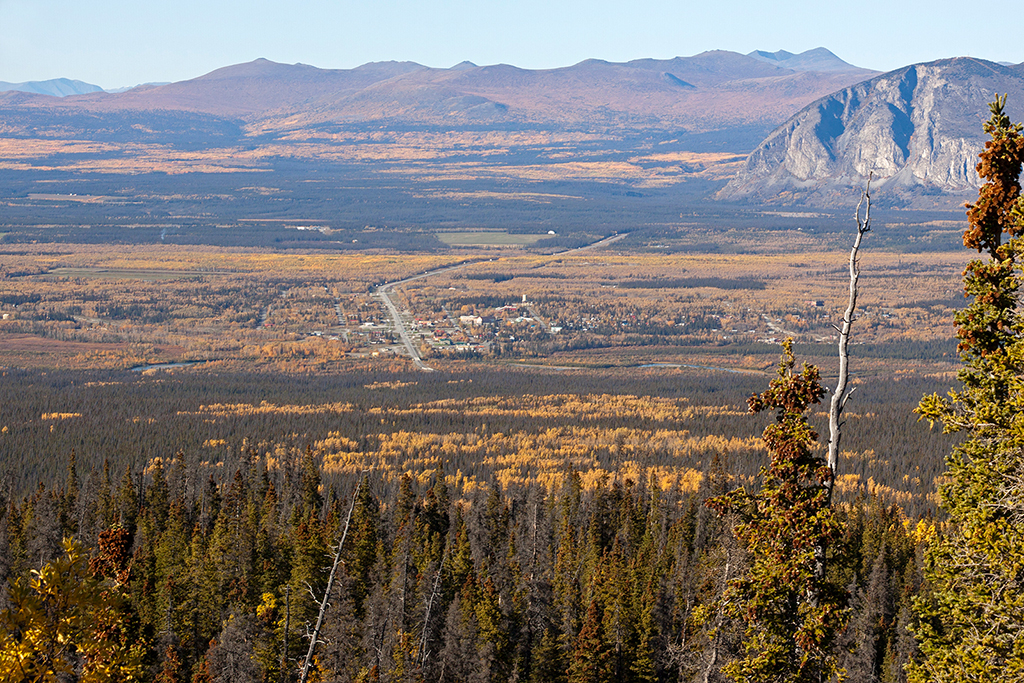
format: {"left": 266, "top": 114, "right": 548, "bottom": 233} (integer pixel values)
{"left": 0, "top": 0, "right": 1014, "bottom": 89}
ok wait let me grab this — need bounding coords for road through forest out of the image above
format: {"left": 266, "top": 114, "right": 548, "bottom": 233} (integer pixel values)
{"left": 375, "top": 233, "right": 628, "bottom": 371}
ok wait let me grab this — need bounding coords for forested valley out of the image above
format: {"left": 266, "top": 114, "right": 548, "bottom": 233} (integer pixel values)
{"left": 0, "top": 206, "right": 1003, "bottom": 682}
{"left": 4, "top": 100, "right": 1024, "bottom": 683}
{"left": 0, "top": 358, "right": 948, "bottom": 682}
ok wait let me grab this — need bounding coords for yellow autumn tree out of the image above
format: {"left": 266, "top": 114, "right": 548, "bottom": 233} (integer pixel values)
{"left": 0, "top": 538, "right": 146, "bottom": 682}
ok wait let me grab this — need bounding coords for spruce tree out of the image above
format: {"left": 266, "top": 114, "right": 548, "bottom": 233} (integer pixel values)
{"left": 346, "top": 479, "right": 380, "bottom": 619}
{"left": 706, "top": 339, "right": 847, "bottom": 683}
{"left": 911, "top": 95, "right": 1024, "bottom": 682}
{"left": 61, "top": 450, "right": 79, "bottom": 538}
{"left": 568, "top": 596, "right": 614, "bottom": 683}
{"left": 530, "top": 627, "right": 567, "bottom": 683}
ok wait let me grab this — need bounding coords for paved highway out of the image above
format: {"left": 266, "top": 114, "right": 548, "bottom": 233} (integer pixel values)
{"left": 376, "top": 233, "right": 628, "bottom": 372}
{"left": 376, "top": 261, "right": 479, "bottom": 372}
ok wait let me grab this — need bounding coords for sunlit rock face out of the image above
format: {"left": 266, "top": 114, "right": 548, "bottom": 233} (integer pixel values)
{"left": 721, "top": 57, "right": 1024, "bottom": 206}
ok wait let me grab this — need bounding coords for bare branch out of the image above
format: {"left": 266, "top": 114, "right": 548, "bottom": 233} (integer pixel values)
{"left": 838, "top": 386, "right": 857, "bottom": 413}
{"left": 417, "top": 545, "right": 448, "bottom": 668}
{"left": 827, "top": 174, "right": 872, "bottom": 487}
{"left": 816, "top": 174, "right": 871, "bottom": 589}
{"left": 298, "top": 476, "right": 365, "bottom": 683}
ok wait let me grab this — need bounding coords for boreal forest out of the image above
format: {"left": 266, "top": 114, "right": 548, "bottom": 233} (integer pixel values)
{"left": 3, "top": 100, "right": 1024, "bottom": 683}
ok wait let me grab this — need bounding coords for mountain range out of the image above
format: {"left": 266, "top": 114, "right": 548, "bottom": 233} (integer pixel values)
{"left": 0, "top": 49, "right": 876, "bottom": 147}
{"left": 747, "top": 48, "right": 863, "bottom": 73}
{"left": 5, "top": 50, "right": 1024, "bottom": 208}
{"left": 0, "top": 78, "right": 104, "bottom": 97}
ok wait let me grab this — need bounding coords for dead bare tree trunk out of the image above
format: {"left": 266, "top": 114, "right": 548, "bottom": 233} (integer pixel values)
{"left": 417, "top": 544, "right": 448, "bottom": 669}
{"left": 828, "top": 178, "right": 872, "bottom": 495}
{"left": 298, "top": 478, "right": 362, "bottom": 683}
{"left": 815, "top": 177, "right": 871, "bottom": 587}
{"left": 702, "top": 552, "right": 732, "bottom": 683}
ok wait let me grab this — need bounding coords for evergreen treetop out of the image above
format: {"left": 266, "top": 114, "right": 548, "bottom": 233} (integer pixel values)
{"left": 911, "top": 96, "right": 1024, "bottom": 683}
{"left": 707, "top": 339, "right": 847, "bottom": 683}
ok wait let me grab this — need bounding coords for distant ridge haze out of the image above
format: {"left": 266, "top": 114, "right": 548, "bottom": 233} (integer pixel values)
{"left": 0, "top": 78, "right": 104, "bottom": 97}
{"left": 747, "top": 47, "right": 864, "bottom": 73}
{"left": 2, "top": 47, "right": 870, "bottom": 95}
{"left": 0, "top": 49, "right": 879, "bottom": 143}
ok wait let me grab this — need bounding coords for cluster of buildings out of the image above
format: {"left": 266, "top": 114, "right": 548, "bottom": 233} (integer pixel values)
{"left": 411, "top": 298, "right": 555, "bottom": 355}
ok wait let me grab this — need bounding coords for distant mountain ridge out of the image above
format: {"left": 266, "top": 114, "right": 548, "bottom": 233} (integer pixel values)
{"left": 9, "top": 51, "right": 1024, "bottom": 209}
{"left": 720, "top": 57, "right": 1024, "bottom": 207}
{"left": 105, "top": 82, "right": 171, "bottom": 94}
{"left": 0, "top": 50, "right": 879, "bottom": 149}
{"left": 747, "top": 48, "right": 864, "bottom": 73}
{"left": 0, "top": 78, "right": 103, "bottom": 97}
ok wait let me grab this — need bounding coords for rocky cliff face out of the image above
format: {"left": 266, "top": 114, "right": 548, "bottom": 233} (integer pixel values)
{"left": 720, "top": 58, "right": 1024, "bottom": 206}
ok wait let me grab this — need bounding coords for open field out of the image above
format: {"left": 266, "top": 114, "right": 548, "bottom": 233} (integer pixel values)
{"left": 436, "top": 231, "right": 551, "bottom": 246}
{"left": 0, "top": 333, "right": 127, "bottom": 353}
{"left": 44, "top": 267, "right": 214, "bottom": 280}
{"left": 0, "top": 134, "right": 746, "bottom": 188}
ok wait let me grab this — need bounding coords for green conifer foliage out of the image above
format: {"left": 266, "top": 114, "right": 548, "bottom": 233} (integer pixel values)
{"left": 116, "top": 466, "right": 139, "bottom": 533}
{"left": 154, "top": 504, "right": 190, "bottom": 640}
{"left": 447, "top": 513, "right": 475, "bottom": 601}
{"left": 530, "top": 627, "right": 567, "bottom": 683}
{"left": 61, "top": 450, "right": 79, "bottom": 538}
{"left": 183, "top": 530, "right": 221, "bottom": 662}
{"left": 346, "top": 479, "right": 381, "bottom": 619}
{"left": 97, "top": 459, "right": 115, "bottom": 531}
{"left": 147, "top": 459, "right": 171, "bottom": 533}
{"left": 288, "top": 509, "right": 328, "bottom": 626}
{"left": 911, "top": 96, "right": 1024, "bottom": 683}
{"left": 628, "top": 541, "right": 659, "bottom": 683}
{"left": 475, "top": 572, "right": 511, "bottom": 680}
{"left": 707, "top": 339, "right": 847, "bottom": 682}
{"left": 554, "top": 472, "right": 585, "bottom": 646}
{"left": 300, "top": 447, "right": 323, "bottom": 515}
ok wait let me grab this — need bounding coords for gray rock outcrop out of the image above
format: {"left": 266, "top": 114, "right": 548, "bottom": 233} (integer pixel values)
{"left": 720, "top": 57, "right": 1024, "bottom": 206}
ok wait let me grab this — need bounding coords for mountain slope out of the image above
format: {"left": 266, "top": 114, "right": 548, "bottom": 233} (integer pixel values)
{"left": 34, "top": 58, "right": 429, "bottom": 117}
{"left": 0, "top": 52, "right": 878, "bottom": 144}
{"left": 720, "top": 57, "right": 1024, "bottom": 206}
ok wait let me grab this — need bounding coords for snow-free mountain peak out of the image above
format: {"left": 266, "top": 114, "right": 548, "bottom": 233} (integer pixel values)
{"left": 0, "top": 78, "right": 104, "bottom": 97}
{"left": 720, "top": 56, "right": 1024, "bottom": 207}
{"left": 747, "top": 48, "right": 864, "bottom": 73}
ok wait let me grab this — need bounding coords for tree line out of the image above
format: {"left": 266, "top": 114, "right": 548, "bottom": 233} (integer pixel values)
{"left": 0, "top": 445, "right": 923, "bottom": 682}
